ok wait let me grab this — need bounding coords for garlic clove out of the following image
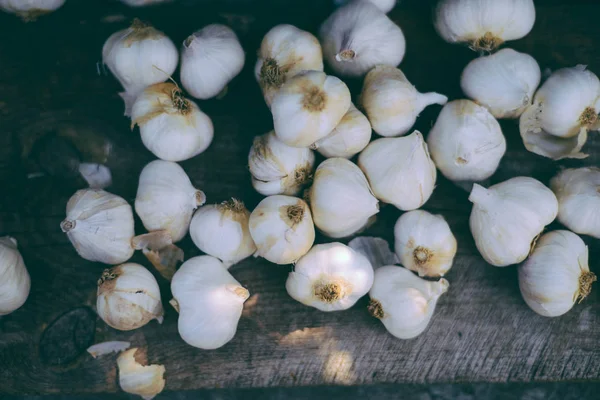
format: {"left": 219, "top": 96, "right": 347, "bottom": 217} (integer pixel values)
{"left": 0, "top": 237, "right": 31, "bottom": 316}
{"left": 117, "top": 348, "right": 165, "bottom": 400}
{"left": 0, "top": 0, "right": 65, "bottom": 20}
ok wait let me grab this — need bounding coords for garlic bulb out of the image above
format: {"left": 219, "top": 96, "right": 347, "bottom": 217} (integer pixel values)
{"left": 309, "top": 158, "right": 379, "bottom": 238}
{"left": 461, "top": 48, "right": 541, "bottom": 119}
{"left": 131, "top": 82, "right": 214, "bottom": 162}
{"left": 550, "top": 167, "right": 600, "bottom": 239}
{"left": 427, "top": 99, "right": 506, "bottom": 183}
{"left": 0, "top": 237, "right": 31, "bottom": 316}
{"left": 117, "top": 348, "right": 165, "bottom": 400}
{"left": 320, "top": 1, "right": 406, "bottom": 77}
{"left": 334, "top": 0, "right": 396, "bottom": 13}
{"left": 519, "top": 65, "right": 600, "bottom": 160}
{"left": 171, "top": 256, "right": 249, "bottom": 349}
{"left": 469, "top": 177, "right": 558, "bottom": 267}
{"left": 519, "top": 230, "right": 596, "bottom": 317}
{"left": 249, "top": 195, "right": 315, "bottom": 264}
{"left": 97, "top": 263, "right": 164, "bottom": 331}
{"left": 189, "top": 198, "right": 256, "bottom": 268}
{"left": 394, "top": 211, "right": 457, "bottom": 278}
{"left": 180, "top": 24, "right": 245, "bottom": 100}
{"left": 135, "top": 160, "right": 206, "bottom": 243}
{"left": 248, "top": 131, "right": 315, "bottom": 196}
{"left": 358, "top": 131, "right": 436, "bottom": 211}
{"left": 0, "top": 0, "right": 65, "bottom": 19}
{"left": 361, "top": 65, "right": 448, "bottom": 137}
{"left": 255, "top": 24, "right": 323, "bottom": 107}
{"left": 434, "top": 0, "right": 536, "bottom": 51}
{"left": 368, "top": 265, "right": 449, "bottom": 339}
{"left": 286, "top": 242, "right": 374, "bottom": 311}
{"left": 272, "top": 70, "right": 351, "bottom": 148}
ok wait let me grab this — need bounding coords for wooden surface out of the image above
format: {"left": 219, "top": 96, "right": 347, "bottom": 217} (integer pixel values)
{"left": 0, "top": 0, "right": 599, "bottom": 395}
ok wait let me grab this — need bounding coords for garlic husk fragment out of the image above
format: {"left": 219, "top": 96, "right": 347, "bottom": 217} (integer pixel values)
{"left": 117, "top": 348, "right": 165, "bottom": 400}
{"left": 461, "top": 48, "right": 541, "bottom": 119}
{"left": 0, "top": 237, "right": 31, "bottom": 316}
{"left": 171, "top": 256, "right": 249, "bottom": 349}
{"left": 469, "top": 177, "right": 558, "bottom": 267}
{"left": 131, "top": 231, "right": 183, "bottom": 281}
{"left": 361, "top": 65, "right": 448, "bottom": 137}
{"left": 369, "top": 265, "right": 449, "bottom": 339}
{"left": 519, "top": 230, "right": 596, "bottom": 317}
{"left": 0, "top": 0, "right": 65, "bottom": 20}
{"left": 87, "top": 341, "right": 131, "bottom": 358}
{"left": 286, "top": 242, "right": 374, "bottom": 312}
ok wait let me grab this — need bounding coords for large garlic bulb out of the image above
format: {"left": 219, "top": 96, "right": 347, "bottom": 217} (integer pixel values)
{"left": 0, "top": 0, "right": 65, "bottom": 19}
{"left": 117, "top": 348, "right": 165, "bottom": 400}
{"left": 0, "top": 237, "right": 31, "bottom": 316}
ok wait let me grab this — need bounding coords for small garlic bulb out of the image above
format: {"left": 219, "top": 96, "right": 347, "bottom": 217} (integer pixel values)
{"left": 117, "top": 348, "right": 165, "bottom": 400}
{"left": 255, "top": 24, "right": 323, "bottom": 107}
{"left": 135, "top": 160, "right": 206, "bottom": 243}
{"left": 358, "top": 131, "right": 436, "bottom": 211}
{"left": 394, "top": 211, "right": 457, "bottom": 278}
{"left": 0, "top": 237, "right": 31, "bottom": 316}
{"left": 519, "top": 230, "right": 596, "bottom": 317}
{"left": 461, "top": 48, "right": 541, "bottom": 119}
{"left": 180, "top": 24, "right": 245, "bottom": 100}
{"left": 249, "top": 195, "right": 315, "bottom": 264}
{"left": 96, "top": 263, "right": 164, "bottom": 331}
{"left": 361, "top": 65, "right": 448, "bottom": 137}
{"left": 550, "top": 167, "right": 600, "bottom": 239}
{"left": 320, "top": 1, "right": 406, "bottom": 77}
{"left": 368, "top": 265, "right": 449, "bottom": 339}
{"left": 131, "top": 82, "right": 214, "bottom": 162}
{"left": 0, "top": 0, "right": 65, "bottom": 19}
{"left": 272, "top": 70, "right": 351, "bottom": 148}
{"left": 171, "top": 256, "right": 249, "bottom": 349}
{"left": 427, "top": 99, "right": 506, "bottom": 183}
{"left": 248, "top": 131, "right": 315, "bottom": 196}
{"left": 286, "top": 242, "right": 374, "bottom": 311}
{"left": 309, "top": 158, "right": 379, "bottom": 238}
{"left": 469, "top": 177, "right": 558, "bottom": 267}
{"left": 189, "top": 198, "right": 256, "bottom": 268}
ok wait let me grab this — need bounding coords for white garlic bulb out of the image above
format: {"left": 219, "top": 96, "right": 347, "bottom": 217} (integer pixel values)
{"left": 180, "top": 24, "right": 245, "bottom": 100}
{"left": 461, "top": 48, "right": 541, "bottom": 119}
{"left": 0, "top": 237, "right": 31, "bottom": 316}
{"left": 469, "top": 177, "right": 558, "bottom": 267}
{"left": 519, "top": 65, "right": 600, "bottom": 160}
{"left": 171, "top": 256, "right": 249, "bottom": 350}
{"left": 320, "top": 1, "right": 405, "bottom": 77}
{"left": 97, "top": 263, "right": 164, "bottom": 331}
{"left": 550, "top": 167, "right": 600, "bottom": 239}
{"left": 369, "top": 265, "right": 449, "bottom": 339}
{"left": 358, "top": 131, "right": 437, "bottom": 211}
{"left": 0, "top": 0, "right": 65, "bottom": 19}
{"left": 394, "top": 211, "right": 457, "bottom": 278}
{"left": 135, "top": 160, "right": 206, "bottom": 243}
{"left": 519, "top": 230, "right": 596, "bottom": 317}
{"left": 249, "top": 195, "right": 315, "bottom": 265}
{"left": 334, "top": 0, "right": 396, "bottom": 13}
{"left": 434, "top": 0, "right": 536, "bottom": 51}
{"left": 272, "top": 70, "right": 351, "bottom": 148}
{"left": 286, "top": 242, "right": 374, "bottom": 311}
{"left": 189, "top": 199, "right": 256, "bottom": 268}
{"left": 131, "top": 82, "right": 214, "bottom": 162}
{"left": 255, "top": 24, "right": 323, "bottom": 107}
{"left": 361, "top": 65, "right": 448, "bottom": 137}
{"left": 309, "top": 158, "right": 379, "bottom": 238}
{"left": 119, "top": 0, "right": 170, "bottom": 6}
{"left": 427, "top": 99, "right": 506, "bottom": 183}
{"left": 117, "top": 348, "right": 165, "bottom": 400}
{"left": 248, "top": 131, "right": 315, "bottom": 196}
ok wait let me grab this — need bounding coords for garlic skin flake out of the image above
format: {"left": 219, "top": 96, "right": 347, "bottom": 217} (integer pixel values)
{"left": 469, "top": 177, "right": 558, "bottom": 267}
{"left": 361, "top": 65, "right": 448, "bottom": 137}
{"left": 0, "top": 237, "right": 31, "bottom": 316}
{"left": 87, "top": 341, "right": 131, "bottom": 358}
{"left": 117, "top": 348, "right": 165, "bottom": 400}
{"left": 519, "top": 230, "right": 596, "bottom": 317}
{"left": 0, "top": 0, "right": 65, "bottom": 19}
{"left": 286, "top": 242, "right": 374, "bottom": 312}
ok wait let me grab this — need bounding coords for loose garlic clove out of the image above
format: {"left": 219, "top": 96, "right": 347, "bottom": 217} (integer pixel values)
{"left": 286, "top": 242, "right": 374, "bottom": 312}
{"left": 0, "top": 0, "right": 65, "bottom": 20}
{"left": 469, "top": 177, "right": 558, "bottom": 267}
{"left": 117, "top": 348, "right": 165, "bottom": 400}
{"left": 519, "top": 230, "right": 596, "bottom": 317}
{"left": 0, "top": 237, "right": 31, "bottom": 316}
{"left": 249, "top": 195, "right": 315, "bottom": 264}
{"left": 361, "top": 65, "right": 448, "bottom": 137}
{"left": 358, "top": 131, "right": 436, "bottom": 211}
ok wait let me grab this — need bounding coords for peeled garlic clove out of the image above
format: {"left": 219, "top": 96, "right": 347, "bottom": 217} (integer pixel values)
{"left": 358, "top": 131, "right": 436, "bottom": 211}
{"left": 427, "top": 99, "right": 506, "bottom": 183}
{"left": 469, "top": 177, "right": 558, "bottom": 267}
{"left": 0, "top": 237, "right": 31, "bottom": 316}
{"left": 0, "top": 0, "right": 65, "bottom": 20}
{"left": 286, "top": 242, "right": 374, "bottom": 311}
{"left": 361, "top": 65, "right": 447, "bottom": 137}
{"left": 368, "top": 265, "right": 449, "bottom": 339}
{"left": 117, "top": 348, "right": 165, "bottom": 400}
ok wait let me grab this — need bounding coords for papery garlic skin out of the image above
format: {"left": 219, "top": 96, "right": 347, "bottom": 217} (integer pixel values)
{"left": 286, "top": 242, "right": 374, "bottom": 312}
{"left": 0, "top": 0, "right": 65, "bottom": 19}
{"left": 0, "top": 237, "right": 31, "bottom": 316}
{"left": 519, "top": 230, "right": 596, "bottom": 317}
{"left": 469, "top": 177, "right": 558, "bottom": 267}
{"left": 117, "top": 348, "right": 165, "bottom": 400}
{"left": 361, "top": 65, "right": 448, "bottom": 137}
